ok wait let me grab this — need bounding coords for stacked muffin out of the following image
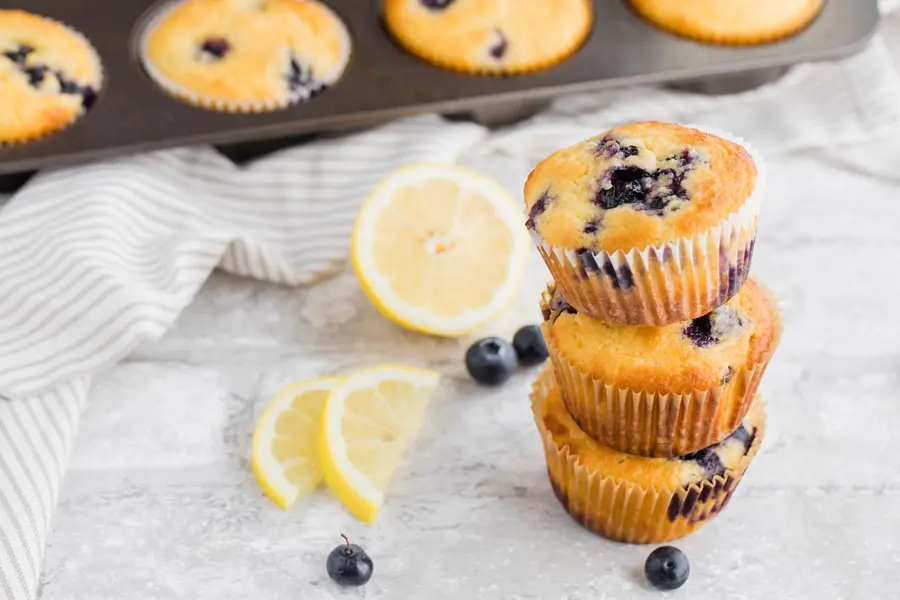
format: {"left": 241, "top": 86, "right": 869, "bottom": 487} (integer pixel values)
{"left": 524, "top": 121, "right": 782, "bottom": 543}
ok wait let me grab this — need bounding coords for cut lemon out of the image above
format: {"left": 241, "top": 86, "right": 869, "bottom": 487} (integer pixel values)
{"left": 252, "top": 376, "right": 340, "bottom": 510}
{"left": 320, "top": 365, "right": 441, "bottom": 523}
{"left": 352, "top": 163, "right": 530, "bottom": 337}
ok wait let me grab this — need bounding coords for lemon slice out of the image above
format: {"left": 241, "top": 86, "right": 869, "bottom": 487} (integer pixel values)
{"left": 352, "top": 163, "right": 530, "bottom": 337}
{"left": 252, "top": 377, "right": 340, "bottom": 510}
{"left": 320, "top": 365, "right": 441, "bottom": 523}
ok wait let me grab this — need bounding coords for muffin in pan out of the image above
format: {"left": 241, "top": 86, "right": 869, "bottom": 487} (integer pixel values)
{"left": 541, "top": 277, "right": 780, "bottom": 457}
{"left": 630, "top": 0, "right": 824, "bottom": 46}
{"left": 0, "top": 10, "right": 102, "bottom": 145}
{"left": 140, "top": 0, "right": 351, "bottom": 113}
{"left": 525, "top": 121, "right": 764, "bottom": 326}
{"left": 532, "top": 366, "right": 765, "bottom": 544}
{"left": 383, "top": 0, "right": 593, "bottom": 75}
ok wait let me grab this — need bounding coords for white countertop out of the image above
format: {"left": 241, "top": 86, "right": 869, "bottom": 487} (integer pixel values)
{"left": 35, "top": 24, "right": 900, "bottom": 599}
{"left": 37, "top": 137, "right": 900, "bottom": 599}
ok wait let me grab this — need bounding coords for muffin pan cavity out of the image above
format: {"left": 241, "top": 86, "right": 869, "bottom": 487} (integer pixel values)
{"left": 0, "top": 0, "right": 880, "bottom": 177}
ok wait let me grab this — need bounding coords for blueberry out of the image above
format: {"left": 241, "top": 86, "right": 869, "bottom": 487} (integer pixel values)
{"left": 465, "top": 337, "right": 518, "bottom": 386}
{"left": 594, "top": 136, "right": 640, "bottom": 159}
{"left": 3, "top": 43, "right": 34, "bottom": 64}
{"left": 512, "top": 325, "right": 548, "bottom": 367}
{"left": 55, "top": 71, "right": 80, "bottom": 95}
{"left": 683, "top": 306, "right": 744, "bottom": 348}
{"left": 683, "top": 313, "right": 715, "bottom": 348}
{"left": 285, "top": 56, "right": 323, "bottom": 98}
{"left": 326, "top": 535, "right": 373, "bottom": 587}
{"left": 489, "top": 30, "right": 507, "bottom": 60}
{"left": 526, "top": 188, "right": 553, "bottom": 229}
{"left": 420, "top": 0, "right": 455, "bottom": 9}
{"left": 596, "top": 166, "right": 649, "bottom": 210}
{"left": 645, "top": 546, "right": 690, "bottom": 591}
{"left": 200, "top": 37, "right": 231, "bottom": 59}
{"left": 23, "top": 65, "right": 47, "bottom": 87}
{"left": 583, "top": 220, "right": 600, "bottom": 235}
{"left": 679, "top": 447, "right": 724, "bottom": 477}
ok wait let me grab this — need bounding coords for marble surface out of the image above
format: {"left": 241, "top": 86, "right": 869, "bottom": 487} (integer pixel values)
{"left": 36, "top": 134, "right": 900, "bottom": 600}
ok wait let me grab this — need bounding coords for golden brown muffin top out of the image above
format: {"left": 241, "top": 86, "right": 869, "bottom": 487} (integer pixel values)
{"left": 142, "top": 0, "right": 350, "bottom": 107}
{"left": 630, "top": 0, "right": 824, "bottom": 45}
{"left": 0, "top": 10, "right": 102, "bottom": 143}
{"left": 543, "top": 278, "right": 780, "bottom": 392}
{"left": 524, "top": 122, "right": 758, "bottom": 253}
{"left": 383, "top": 0, "right": 592, "bottom": 75}
{"left": 533, "top": 375, "right": 765, "bottom": 490}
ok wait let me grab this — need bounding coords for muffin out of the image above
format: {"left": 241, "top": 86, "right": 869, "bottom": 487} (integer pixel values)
{"left": 630, "top": 0, "right": 824, "bottom": 45}
{"left": 141, "top": 0, "right": 351, "bottom": 112}
{"left": 532, "top": 367, "right": 765, "bottom": 544}
{"left": 525, "top": 121, "right": 764, "bottom": 326}
{"left": 383, "top": 0, "right": 592, "bottom": 75}
{"left": 0, "top": 10, "right": 102, "bottom": 145}
{"left": 541, "top": 277, "right": 780, "bottom": 457}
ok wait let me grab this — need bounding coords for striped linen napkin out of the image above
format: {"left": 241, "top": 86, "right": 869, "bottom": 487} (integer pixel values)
{"left": 2, "top": 34, "right": 900, "bottom": 600}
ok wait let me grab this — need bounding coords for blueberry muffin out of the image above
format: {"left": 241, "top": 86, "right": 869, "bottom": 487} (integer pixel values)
{"left": 532, "top": 367, "right": 765, "bottom": 544}
{"left": 383, "top": 0, "right": 592, "bottom": 75}
{"left": 525, "top": 121, "right": 764, "bottom": 326}
{"left": 0, "top": 10, "right": 102, "bottom": 144}
{"left": 542, "top": 277, "right": 780, "bottom": 457}
{"left": 141, "top": 0, "right": 351, "bottom": 112}
{"left": 630, "top": 0, "right": 824, "bottom": 45}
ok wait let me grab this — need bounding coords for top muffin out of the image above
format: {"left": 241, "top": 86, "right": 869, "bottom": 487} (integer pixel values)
{"left": 142, "top": 0, "right": 351, "bottom": 112}
{"left": 524, "top": 122, "right": 758, "bottom": 254}
{"left": 0, "top": 10, "right": 102, "bottom": 144}
{"left": 383, "top": 0, "right": 593, "bottom": 75}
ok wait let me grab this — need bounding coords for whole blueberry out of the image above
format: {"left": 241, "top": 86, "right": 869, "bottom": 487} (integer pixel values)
{"left": 465, "top": 337, "right": 518, "bottom": 386}
{"left": 645, "top": 546, "right": 689, "bottom": 591}
{"left": 512, "top": 325, "right": 549, "bottom": 367}
{"left": 326, "top": 535, "right": 373, "bottom": 587}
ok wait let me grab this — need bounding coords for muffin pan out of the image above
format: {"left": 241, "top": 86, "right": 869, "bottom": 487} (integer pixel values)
{"left": 0, "top": 0, "right": 880, "bottom": 177}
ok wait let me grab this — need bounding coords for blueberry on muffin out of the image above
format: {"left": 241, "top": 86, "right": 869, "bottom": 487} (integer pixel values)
{"left": 0, "top": 10, "right": 102, "bottom": 144}
{"left": 531, "top": 367, "right": 765, "bottom": 543}
{"left": 525, "top": 121, "right": 764, "bottom": 325}
{"left": 541, "top": 277, "right": 780, "bottom": 457}
{"left": 383, "top": 0, "right": 593, "bottom": 75}
{"left": 141, "top": 0, "right": 351, "bottom": 112}
{"left": 630, "top": 0, "right": 824, "bottom": 46}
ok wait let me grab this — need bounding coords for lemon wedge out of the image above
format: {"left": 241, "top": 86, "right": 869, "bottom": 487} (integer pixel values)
{"left": 320, "top": 365, "right": 441, "bottom": 523}
{"left": 352, "top": 163, "right": 529, "bottom": 337}
{"left": 252, "top": 377, "right": 340, "bottom": 510}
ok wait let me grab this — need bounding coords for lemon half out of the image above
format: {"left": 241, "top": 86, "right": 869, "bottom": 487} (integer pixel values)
{"left": 352, "top": 163, "right": 530, "bottom": 337}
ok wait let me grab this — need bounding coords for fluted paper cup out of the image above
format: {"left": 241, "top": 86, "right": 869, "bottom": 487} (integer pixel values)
{"left": 532, "top": 126, "right": 766, "bottom": 326}
{"left": 532, "top": 367, "right": 765, "bottom": 544}
{"left": 540, "top": 282, "right": 781, "bottom": 457}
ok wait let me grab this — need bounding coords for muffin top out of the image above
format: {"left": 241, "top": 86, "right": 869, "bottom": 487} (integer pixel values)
{"left": 383, "top": 0, "right": 592, "bottom": 75}
{"left": 0, "top": 10, "right": 102, "bottom": 143}
{"left": 534, "top": 376, "right": 764, "bottom": 490}
{"left": 629, "top": 0, "right": 824, "bottom": 45}
{"left": 542, "top": 277, "right": 780, "bottom": 392}
{"left": 142, "top": 0, "right": 350, "bottom": 108}
{"left": 524, "top": 122, "right": 758, "bottom": 253}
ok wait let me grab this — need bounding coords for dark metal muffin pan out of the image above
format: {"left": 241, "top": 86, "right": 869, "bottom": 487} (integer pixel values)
{"left": 0, "top": 0, "right": 880, "bottom": 177}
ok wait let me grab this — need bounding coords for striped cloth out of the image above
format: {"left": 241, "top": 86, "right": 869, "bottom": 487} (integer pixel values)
{"left": 2, "top": 34, "right": 900, "bottom": 600}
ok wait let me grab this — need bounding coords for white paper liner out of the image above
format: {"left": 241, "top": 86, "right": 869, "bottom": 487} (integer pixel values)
{"left": 532, "top": 125, "right": 767, "bottom": 326}
{"left": 136, "top": 0, "right": 352, "bottom": 113}
{"left": 540, "top": 279, "right": 782, "bottom": 457}
{"left": 531, "top": 367, "right": 765, "bottom": 544}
